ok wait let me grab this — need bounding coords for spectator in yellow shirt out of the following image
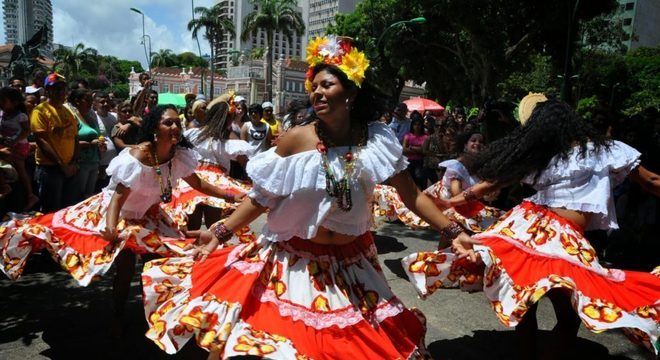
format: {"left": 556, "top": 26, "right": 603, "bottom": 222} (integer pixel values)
{"left": 31, "top": 73, "right": 80, "bottom": 212}
{"left": 260, "top": 101, "right": 281, "bottom": 140}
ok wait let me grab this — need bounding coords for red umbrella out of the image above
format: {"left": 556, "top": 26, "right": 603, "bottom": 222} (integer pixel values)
{"left": 403, "top": 97, "right": 445, "bottom": 113}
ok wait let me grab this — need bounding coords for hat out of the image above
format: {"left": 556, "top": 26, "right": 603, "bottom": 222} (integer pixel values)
{"left": 518, "top": 92, "right": 547, "bottom": 126}
{"left": 44, "top": 73, "right": 66, "bottom": 87}
{"left": 235, "top": 95, "right": 246, "bottom": 103}
{"left": 195, "top": 93, "right": 207, "bottom": 101}
{"left": 262, "top": 101, "right": 274, "bottom": 109}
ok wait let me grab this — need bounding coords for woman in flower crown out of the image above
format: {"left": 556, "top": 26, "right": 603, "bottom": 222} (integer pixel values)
{"left": 164, "top": 93, "right": 254, "bottom": 232}
{"left": 0, "top": 104, "right": 244, "bottom": 329}
{"left": 140, "top": 35, "right": 473, "bottom": 359}
{"left": 413, "top": 97, "right": 660, "bottom": 358}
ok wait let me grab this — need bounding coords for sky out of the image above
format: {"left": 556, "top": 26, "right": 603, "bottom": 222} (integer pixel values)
{"left": 1, "top": 0, "right": 216, "bottom": 69}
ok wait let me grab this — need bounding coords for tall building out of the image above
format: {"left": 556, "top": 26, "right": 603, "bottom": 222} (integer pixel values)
{"left": 2, "top": 0, "right": 53, "bottom": 53}
{"left": 618, "top": 0, "right": 660, "bottom": 49}
{"left": 214, "top": 0, "right": 304, "bottom": 70}
{"left": 305, "top": 0, "right": 362, "bottom": 43}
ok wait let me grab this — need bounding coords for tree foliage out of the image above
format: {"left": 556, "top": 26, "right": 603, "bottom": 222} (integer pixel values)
{"left": 329, "top": 0, "right": 617, "bottom": 106}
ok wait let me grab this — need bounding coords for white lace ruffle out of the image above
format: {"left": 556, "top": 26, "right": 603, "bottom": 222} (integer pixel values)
{"left": 524, "top": 141, "right": 641, "bottom": 186}
{"left": 171, "top": 147, "right": 198, "bottom": 180}
{"left": 105, "top": 148, "right": 144, "bottom": 187}
{"left": 246, "top": 148, "right": 323, "bottom": 197}
{"left": 224, "top": 139, "right": 255, "bottom": 157}
{"left": 247, "top": 121, "right": 406, "bottom": 198}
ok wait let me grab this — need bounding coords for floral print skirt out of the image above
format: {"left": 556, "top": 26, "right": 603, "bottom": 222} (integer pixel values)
{"left": 142, "top": 232, "right": 427, "bottom": 359}
{"left": 164, "top": 165, "right": 251, "bottom": 228}
{"left": 0, "top": 192, "right": 196, "bottom": 286}
{"left": 403, "top": 201, "right": 660, "bottom": 354}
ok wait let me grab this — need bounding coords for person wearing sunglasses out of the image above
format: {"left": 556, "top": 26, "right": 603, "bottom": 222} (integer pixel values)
{"left": 111, "top": 101, "right": 141, "bottom": 152}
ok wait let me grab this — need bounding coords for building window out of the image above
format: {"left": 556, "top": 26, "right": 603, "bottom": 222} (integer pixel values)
{"left": 623, "top": 17, "right": 632, "bottom": 26}
{"left": 163, "top": 84, "right": 170, "bottom": 92}
{"left": 173, "top": 84, "right": 180, "bottom": 93}
{"left": 625, "top": 2, "right": 634, "bottom": 10}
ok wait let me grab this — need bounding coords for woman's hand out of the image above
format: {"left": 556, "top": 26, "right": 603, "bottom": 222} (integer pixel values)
{"left": 184, "top": 229, "right": 220, "bottom": 262}
{"left": 100, "top": 226, "right": 120, "bottom": 252}
{"left": 431, "top": 196, "right": 451, "bottom": 210}
{"left": 451, "top": 233, "right": 481, "bottom": 263}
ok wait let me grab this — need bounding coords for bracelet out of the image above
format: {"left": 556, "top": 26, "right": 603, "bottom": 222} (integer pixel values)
{"left": 462, "top": 187, "right": 477, "bottom": 202}
{"left": 439, "top": 221, "right": 463, "bottom": 242}
{"left": 210, "top": 222, "right": 234, "bottom": 242}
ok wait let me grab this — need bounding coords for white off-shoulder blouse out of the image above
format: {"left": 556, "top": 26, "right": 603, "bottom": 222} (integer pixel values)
{"left": 184, "top": 128, "right": 254, "bottom": 171}
{"left": 522, "top": 140, "right": 641, "bottom": 230}
{"left": 104, "top": 147, "right": 198, "bottom": 219}
{"left": 438, "top": 159, "right": 480, "bottom": 199}
{"left": 246, "top": 121, "right": 408, "bottom": 242}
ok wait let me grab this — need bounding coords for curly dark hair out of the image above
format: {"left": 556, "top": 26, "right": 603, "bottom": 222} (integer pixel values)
{"left": 470, "top": 100, "right": 610, "bottom": 185}
{"left": 197, "top": 100, "right": 232, "bottom": 141}
{"left": 138, "top": 104, "right": 192, "bottom": 148}
{"left": 305, "top": 63, "right": 388, "bottom": 125}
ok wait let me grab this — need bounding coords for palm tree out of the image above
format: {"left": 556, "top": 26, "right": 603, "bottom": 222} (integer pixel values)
{"left": 150, "top": 48, "right": 176, "bottom": 68}
{"left": 241, "top": 0, "right": 305, "bottom": 101}
{"left": 188, "top": 4, "right": 235, "bottom": 99}
{"left": 53, "top": 42, "right": 97, "bottom": 80}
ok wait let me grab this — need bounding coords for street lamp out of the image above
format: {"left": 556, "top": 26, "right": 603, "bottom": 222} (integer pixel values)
{"left": 130, "top": 7, "right": 150, "bottom": 71}
{"left": 377, "top": 17, "right": 426, "bottom": 57}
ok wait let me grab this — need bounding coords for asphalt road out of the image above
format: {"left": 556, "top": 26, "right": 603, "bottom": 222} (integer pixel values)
{"left": 0, "top": 217, "right": 654, "bottom": 360}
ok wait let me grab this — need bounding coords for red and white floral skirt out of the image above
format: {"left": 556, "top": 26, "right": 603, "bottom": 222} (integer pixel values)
{"left": 164, "top": 164, "right": 251, "bottom": 228}
{"left": 372, "top": 184, "right": 504, "bottom": 232}
{"left": 142, "top": 232, "right": 427, "bottom": 359}
{"left": 403, "top": 201, "right": 660, "bottom": 354}
{"left": 2, "top": 192, "right": 200, "bottom": 286}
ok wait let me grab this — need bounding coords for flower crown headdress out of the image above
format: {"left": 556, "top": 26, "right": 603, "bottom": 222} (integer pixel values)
{"left": 305, "top": 35, "right": 370, "bottom": 93}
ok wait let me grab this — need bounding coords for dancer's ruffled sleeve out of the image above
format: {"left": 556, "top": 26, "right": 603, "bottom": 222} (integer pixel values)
{"left": 172, "top": 148, "right": 199, "bottom": 180}
{"left": 246, "top": 148, "right": 322, "bottom": 208}
{"left": 106, "top": 149, "right": 145, "bottom": 188}
{"left": 358, "top": 122, "right": 409, "bottom": 183}
{"left": 223, "top": 139, "right": 256, "bottom": 159}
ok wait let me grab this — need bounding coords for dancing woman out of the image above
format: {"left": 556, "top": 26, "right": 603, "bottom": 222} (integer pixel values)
{"left": 166, "top": 93, "right": 253, "bottom": 231}
{"left": 0, "top": 105, "right": 240, "bottom": 287}
{"left": 410, "top": 98, "right": 660, "bottom": 357}
{"left": 141, "top": 35, "right": 471, "bottom": 359}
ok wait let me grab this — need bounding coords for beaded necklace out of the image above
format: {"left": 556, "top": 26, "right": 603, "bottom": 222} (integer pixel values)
{"left": 146, "top": 143, "right": 174, "bottom": 203}
{"left": 314, "top": 121, "right": 367, "bottom": 212}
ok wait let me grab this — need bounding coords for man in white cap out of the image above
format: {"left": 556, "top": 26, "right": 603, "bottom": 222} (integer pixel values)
{"left": 261, "top": 101, "right": 281, "bottom": 139}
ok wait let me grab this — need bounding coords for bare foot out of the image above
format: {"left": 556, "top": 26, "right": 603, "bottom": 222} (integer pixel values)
{"left": 24, "top": 194, "right": 39, "bottom": 211}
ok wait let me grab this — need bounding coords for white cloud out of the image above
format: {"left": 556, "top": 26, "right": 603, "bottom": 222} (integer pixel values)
{"left": 50, "top": 0, "right": 216, "bottom": 69}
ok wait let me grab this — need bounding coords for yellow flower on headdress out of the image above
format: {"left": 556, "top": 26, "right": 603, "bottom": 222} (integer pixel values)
{"left": 304, "top": 35, "right": 370, "bottom": 92}
{"left": 306, "top": 37, "right": 329, "bottom": 65}
{"left": 338, "top": 47, "right": 369, "bottom": 88}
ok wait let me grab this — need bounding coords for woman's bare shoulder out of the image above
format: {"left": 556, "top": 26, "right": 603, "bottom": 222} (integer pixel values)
{"left": 275, "top": 123, "right": 318, "bottom": 157}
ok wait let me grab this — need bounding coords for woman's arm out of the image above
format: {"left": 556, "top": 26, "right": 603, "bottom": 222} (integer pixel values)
{"left": 389, "top": 170, "right": 474, "bottom": 256}
{"left": 187, "top": 197, "right": 267, "bottom": 261}
{"left": 437, "top": 180, "right": 501, "bottom": 208}
{"left": 449, "top": 179, "right": 463, "bottom": 197}
{"left": 629, "top": 165, "right": 660, "bottom": 197}
{"left": 183, "top": 173, "right": 245, "bottom": 201}
{"left": 102, "top": 183, "right": 131, "bottom": 246}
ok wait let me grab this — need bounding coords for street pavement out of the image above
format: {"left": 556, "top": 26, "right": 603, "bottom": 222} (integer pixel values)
{"left": 0, "top": 216, "right": 654, "bottom": 360}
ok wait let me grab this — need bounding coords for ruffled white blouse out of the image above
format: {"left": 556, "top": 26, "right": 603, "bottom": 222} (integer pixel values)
{"left": 438, "top": 159, "right": 480, "bottom": 199}
{"left": 184, "top": 128, "right": 254, "bottom": 171}
{"left": 247, "top": 121, "right": 408, "bottom": 242}
{"left": 522, "top": 141, "right": 641, "bottom": 230}
{"left": 104, "top": 147, "right": 198, "bottom": 219}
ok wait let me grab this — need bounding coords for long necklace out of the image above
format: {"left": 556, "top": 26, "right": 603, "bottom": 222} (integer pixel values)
{"left": 315, "top": 121, "right": 367, "bottom": 212}
{"left": 147, "top": 143, "right": 173, "bottom": 203}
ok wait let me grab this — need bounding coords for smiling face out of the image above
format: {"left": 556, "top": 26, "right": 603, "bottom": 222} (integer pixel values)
{"left": 156, "top": 109, "right": 183, "bottom": 145}
{"left": 308, "top": 68, "right": 354, "bottom": 121}
{"left": 464, "top": 133, "right": 484, "bottom": 154}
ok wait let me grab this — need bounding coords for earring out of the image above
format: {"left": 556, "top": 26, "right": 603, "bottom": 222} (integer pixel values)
{"left": 345, "top": 98, "right": 351, "bottom": 110}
